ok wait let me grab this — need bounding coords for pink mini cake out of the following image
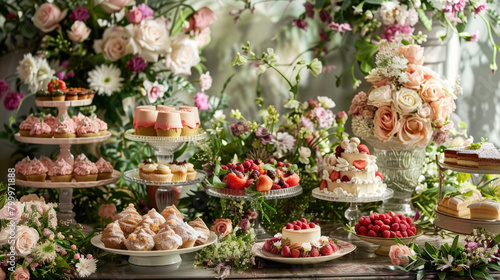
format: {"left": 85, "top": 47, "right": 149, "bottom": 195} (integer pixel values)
{"left": 44, "top": 115, "right": 56, "bottom": 132}
{"left": 39, "top": 156, "right": 53, "bottom": 170}
{"left": 157, "top": 105, "right": 176, "bottom": 112}
{"left": 155, "top": 112, "right": 182, "bottom": 136}
{"left": 15, "top": 156, "right": 30, "bottom": 180}
{"left": 73, "top": 160, "right": 98, "bottom": 182}
{"left": 96, "top": 158, "right": 114, "bottom": 180}
{"left": 179, "top": 106, "right": 200, "bottom": 127}
{"left": 176, "top": 110, "right": 199, "bottom": 136}
{"left": 132, "top": 106, "right": 156, "bottom": 128}
{"left": 48, "top": 158, "right": 73, "bottom": 182}
{"left": 94, "top": 118, "right": 108, "bottom": 136}
{"left": 135, "top": 109, "right": 158, "bottom": 136}
{"left": 54, "top": 118, "right": 77, "bottom": 138}
{"left": 30, "top": 122, "right": 53, "bottom": 138}
{"left": 76, "top": 117, "right": 100, "bottom": 137}
{"left": 19, "top": 114, "right": 40, "bottom": 136}
{"left": 24, "top": 159, "right": 48, "bottom": 182}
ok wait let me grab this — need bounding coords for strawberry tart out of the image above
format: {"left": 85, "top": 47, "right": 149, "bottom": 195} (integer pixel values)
{"left": 320, "top": 137, "right": 386, "bottom": 197}
{"left": 263, "top": 218, "right": 338, "bottom": 258}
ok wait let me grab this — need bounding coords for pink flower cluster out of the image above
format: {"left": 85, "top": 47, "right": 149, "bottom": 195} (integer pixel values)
{"left": 381, "top": 24, "right": 414, "bottom": 43}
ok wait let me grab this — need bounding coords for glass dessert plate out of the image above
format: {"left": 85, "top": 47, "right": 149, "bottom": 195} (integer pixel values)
{"left": 204, "top": 184, "right": 303, "bottom": 200}
{"left": 124, "top": 169, "right": 206, "bottom": 187}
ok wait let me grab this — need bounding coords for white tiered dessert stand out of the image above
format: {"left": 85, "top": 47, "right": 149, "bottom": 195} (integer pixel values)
{"left": 123, "top": 129, "right": 207, "bottom": 210}
{"left": 434, "top": 157, "right": 500, "bottom": 234}
{"left": 15, "top": 99, "right": 120, "bottom": 224}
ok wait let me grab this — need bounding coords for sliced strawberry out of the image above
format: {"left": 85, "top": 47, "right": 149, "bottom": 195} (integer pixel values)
{"left": 357, "top": 144, "right": 370, "bottom": 154}
{"left": 335, "top": 146, "right": 344, "bottom": 157}
{"left": 226, "top": 172, "right": 247, "bottom": 190}
{"left": 255, "top": 175, "right": 273, "bottom": 191}
{"left": 329, "top": 170, "right": 340, "bottom": 181}
{"left": 276, "top": 168, "right": 286, "bottom": 178}
{"left": 353, "top": 160, "right": 368, "bottom": 170}
{"left": 341, "top": 175, "right": 350, "bottom": 182}
{"left": 284, "top": 173, "right": 300, "bottom": 187}
{"left": 375, "top": 171, "right": 384, "bottom": 180}
{"left": 319, "top": 180, "right": 327, "bottom": 190}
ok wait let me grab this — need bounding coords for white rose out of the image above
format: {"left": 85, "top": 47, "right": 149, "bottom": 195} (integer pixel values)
{"left": 378, "top": 1, "right": 397, "bottom": 25}
{"left": 368, "top": 85, "right": 393, "bottom": 107}
{"left": 15, "top": 226, "right": 40, "bottom": 257}
{"left": 0, "top": 228, "right": 9, "bottom": 244}
{"left": 67, "top": 21, "right": 91, "bottom": 42}
{"left": 17, "top": 53, "right": 38, "bottom": 84}
{"left": 98, "top": 0, "right": 131, "bottom": 14}
{"left": 299, "top": 147, "right": 311, "bottom": 164}
{"left": 166, "top": 34, "right": 200, "bottom": 75}
{"left": 317, "top": 96, "right": 336, "bottom": 109}
{"left": 132, "top": 17, "right": 170, "bottom": 62}
{"left": 0, "top": 201, "right": 23, "bottom": 224}
{"left": 94, "top": 26, "right": 135, "bottom": 61}
{"left": 392, "top": 88, "right": 422, "bottom": 114}
{"left": 394, "top": 4, "right": 409, "bottom": 25}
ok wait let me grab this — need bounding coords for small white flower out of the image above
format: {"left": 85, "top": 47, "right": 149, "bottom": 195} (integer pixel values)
{"left": 436, "top": 255, "right": 453, "bottom": 271}
{"left": 302, "top": 242, "right": 312, "bottom": 252}
{"left": 317, "top": 96, "right": 336, "bottom": 109}
{"left": 230, "top": 109, "right": 243, "bottom": 119}
{"left": 299, "top": 146, "right": 311, "bottom": 164}
{"left": 76, "top": 257, "right": 97, "bottom": 277}
{"left": 274, "top": 233, "right": 282, "bottom": 239}
{"left": 283, "top": 99, "right": 301, "bottom": 110}
{"left": 273, "top": 240, "right": 282, "bottom": 248}
{"left": 87, "top": 64, "right": 123, "bottom": 96}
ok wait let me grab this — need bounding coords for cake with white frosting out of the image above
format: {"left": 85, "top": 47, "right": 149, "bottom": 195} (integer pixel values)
{"left": 320, "top": 137, "right": 386, "bottom": 197}
{"left": 437, "top": 188, "right": 483, "bottom": 218}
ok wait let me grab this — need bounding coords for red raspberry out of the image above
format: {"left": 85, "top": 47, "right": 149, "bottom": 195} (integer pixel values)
{"left": 243, "top": 161, "right": 252, "bottom": 169}
{"left": 382, "top": 230, "right": 391, "bottom": 238}
{"left": 286, "top": 223, "right": 293, "bottom": 229}
{"left": 341, "top": 175, "right": 350, "bottom": 182}
{"left": 221, "top": 165, "right": 228, "bottom": 170}
{"left": 301, "top": 223, "right": 309, "bottom": 229}
{"left": 391, "top": 223, "right": 399, "bottom": 231}
{"left": 335, "top": 146, "right": 343, "bottom": 157}
{"left": 309, "top": 223, "right": 316, "bottom": 228}
{"left": 271, "top": 247, "right": 280, "bottom": 254}
{"left": 358, "top": 226, "right": 367, "bottom": 235}
{"left": 236, "top": 164, "right": 245, "bottom": 173}
{"left": 373, "top": 225, "right": 380, "bottom": 232}
{"left": 293, "top": 225, "right": 301, "bottom": 231}
{"left": 263, "top": 239, "right": 272, "bottom": 251}
{"left": 367, "top": 230, "right": 377, "bottom": 237}
{"left": 301, "top": 218, "right": 307, "bottom": 224}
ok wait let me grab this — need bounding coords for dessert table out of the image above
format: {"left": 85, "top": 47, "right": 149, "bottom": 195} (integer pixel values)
{"left": 89, "top": 225, "right": 500, "bottom": 279}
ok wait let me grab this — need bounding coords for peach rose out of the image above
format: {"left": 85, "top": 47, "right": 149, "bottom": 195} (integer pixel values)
{"left": 99, "top": 203, "right": 117, "bottom": 221}
{"left": 15, "top": 226, "right": 40, "bottom": 257}
{"left": 100, "top": 0, "right": 128, "bottom": 14}
{"left": 430, "top": 96, "right": 455, "bottom": 128}
{"left": 33, "top": 3, "right": 67, "bottom": 33}
{"left": 0, "top": 201, "right": 23, "bottom": 223}
{"left": 397, "top": 114, "right": 432, "bottom": 145}
{"left": 67, "top": 21, "right": 91, "bottom": 42}
{"left": 94, "top": 26, "right": 134, "bottom": 61}
{"left": 188, "top": 7, "right": 216, "bottom": 33}
{"left": 210, "top": 218, "right": 232, "bottom": 237}
{"left": 373, "top": 106, "right": 400, "bottom": 142}
{"left": 389, "top": 244, "right": 414, "bottom": 266}
{"left": 13, "top": 267, "right": 30, "bottom": 280}
{"left": 417, "top": 103, "right": 433, "bottom": 119}
{"left": 399, "top": 45, "right": 424, "bottom": 65}
{"left": 403, "top": 65, "right": 426, "bottom": 89}
{"left": 420, "top": 78, "right": 446, "bottom": 103}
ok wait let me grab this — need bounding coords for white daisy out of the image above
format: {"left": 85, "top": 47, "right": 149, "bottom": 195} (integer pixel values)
{"left": 33, "top": 57, "right": 55, "bottom": 92}
{"left": 17, "top": 53, "right": 38, "bottom": 84}
{"left": 87, "top": 64, "right": 123, "bottom": 96}
{"left": 76, "top": 257, "right": 98, "bottom": 277}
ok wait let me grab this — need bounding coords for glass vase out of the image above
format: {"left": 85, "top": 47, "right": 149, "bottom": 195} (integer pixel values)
{"left": 364, "top": 137, "right": 427, "bottom": 216}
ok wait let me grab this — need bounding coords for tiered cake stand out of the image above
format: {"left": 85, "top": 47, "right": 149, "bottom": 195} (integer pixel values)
{"left": 204, "top": 184, "right": 303, "bottom": 239}
{"left": 15, "top": 99, "right": 120, "bottom": 223}
{"left": 434, "top": 158, "right": 500, "bottom": 234}
{"left": 311, "top": 188, "right": 394, "bottom": 225}
{"left": 123, "top": 129, "right": 207, "bottom": 210}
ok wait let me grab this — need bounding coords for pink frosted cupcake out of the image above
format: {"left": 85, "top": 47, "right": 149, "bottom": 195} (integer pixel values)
{"left": 76, "top": 117, "right": 100, "bottom": 137}
{"left": 74, "top": 160, "right": 98, "bottom": 181}
{"left": 95, "top": 118, "right": 108, "bottom": 136}
{"left": 24, "top": 159, "right": 48, "bottom": 182}
{"left": 39, "top": 156, "right": 53, "bottom": 170}
{"left": 19, "top": 114, "right": 41, "bottom": 137}
{"left": 155, "top": 112, "right": 182, "bottom": 136}
{"left": 72, "top": 113, "right": 86, "bottom": 126}
{"left": 44, "top": 115, "right": 56, "bottom": 132}
{"left": 54, "top": 117, "right": 77, "bottom": 138}
{"left": 30, "top": 122, "right": 53, "bottom": 138}
{"left": 157, "top": 105, "right": 176, "bottom": 112}
{"left": 48, "top": 158, "right": 73, "bottom": 182}
{"left": 96, "top": 158, "right": 114, "bottom": 180}
{"left": 135, "top": 109, "right": 158, "bottom": 136}
{"left": 177, "top": 110, "right": 199, "bottom": 136}
{"left": 15, "top": 156, "right": 31, "bottom": 180}
{"left": 133, "top": 106, "right": 156, "bottom": 128}
{"left": 74, "top": 154, "right": 88, "bottom": 166}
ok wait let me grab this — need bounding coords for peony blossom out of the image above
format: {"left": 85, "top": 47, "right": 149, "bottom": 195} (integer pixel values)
{"left": 187, "top": 7, "right": 216, "bottom": 33}
{"left": 194, "top": 92, "right": 209, "bottom": 110}
{"left": 373, "top": 106, "right": 399, "bottom": 142}
{"left": 397, "top": 114, "right": 432, "bottom": 145}
{"left": 33, "top": 3, "right": 67, "bottom": 33}
{"left": 210, "top": 218, "right": 232, "bottom": 237}
{"left": 67, "top": 21, "right": 91, "bottom": 42}
{"left": 166, "top": 34, "right": 200, "bottom": 75}
{"left": 4, "top": 90, "right": 25, "bottom": 111}
{"left": 389, "top": 244, "right": 414, "bottom": 266}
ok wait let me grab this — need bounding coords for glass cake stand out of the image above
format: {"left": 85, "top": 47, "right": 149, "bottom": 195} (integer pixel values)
{"left": 311, "top": 188, "right": 394, "bottom": 225}
{"left": 124, "top": 130, "right": 207, "bottom": 207}
{"left": 204, "top": 184, "right": 303, "bottom": 240}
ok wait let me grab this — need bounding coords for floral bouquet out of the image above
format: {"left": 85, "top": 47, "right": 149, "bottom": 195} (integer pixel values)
{"left": 349, "top": 40, "right": 462, "bottom": 146}
{"left": 0, "top": 193, "right": 96, "bottom": 279}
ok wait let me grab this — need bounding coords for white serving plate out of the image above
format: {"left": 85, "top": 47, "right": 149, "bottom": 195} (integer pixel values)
{"left": 16, "top": 170, "right": 121, "bottom": 189}
{"left": 435, "top": 208, "right": 500, "bottom": 234}
{"left": 14, "top": 131, "right": 111, "bottom": 145}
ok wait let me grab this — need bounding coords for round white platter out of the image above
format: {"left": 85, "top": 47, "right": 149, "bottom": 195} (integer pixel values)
{"left": 15, "top": 170, "right": 121, "bottom": 189}
{"left": 35, "top": 99, "right": 93, "bottom": 107}
{"left": 434, "top": 208, "right": 500, "bottom": 234}
{"left": 14, "top": 131, "right": 111, "bottom": 145}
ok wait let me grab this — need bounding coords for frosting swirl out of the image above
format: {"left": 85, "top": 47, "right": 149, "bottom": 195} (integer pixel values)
{"left": 96, "top": 158, "right": 113, "bottom": 173}
{"left": 48, "top": 158, "right": 73, "bottom": 176}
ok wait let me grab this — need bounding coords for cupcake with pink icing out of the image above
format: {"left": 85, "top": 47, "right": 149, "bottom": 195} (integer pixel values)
{"left": 72, "top": 113, "right": 86, "bottom": 126}
{"left": 179, "top": 106, "right": 200, "bottom": 127}
{"left": 39, "top": 156, "right": 53, "bottom": 170}
{"left": 96, "top": 157, "right": 114, "bottom": 180}
{"left": 24, "top": 159, "right": 48, "bottom": 182}
{"left": 155, "top": 112, "right": 182, "bottom": 137}
{"left": 157, "top": 105, "right": 176, "bottom": 112}
{"left": 48, "top": 158, "right": 73, "bottom": 182}
{"left": 15, "top": 156, "right": 31, "bottom": 180}
{"left": 44, "top": 115, "right": 57, "bottom": 132}
{"left": 133, "top": 106, "right": 156, "bottom": 129}
{"left": 30, "top": 122, "right": 53, "bottom": 138}
{"left": 19, "top": 114, "right": 41, "bottom": 137}
{"left": 76, "top": 117, "right": 100, "bottom": 137}
{"left": 54, "top": 117, "right": 77, "bottom": 138}
{"left": 177, "top": 110, "right": 199, "bottom": 136}
{"left": 74, "top": 154, "right": 88, "bottom": 166}
{"left": 135, "top": 109, "right": 158, "bottom": 136}
{"left": 74, "top": 159, "right": 98, "bottom": 181}
{"left": 94, "top": 118, "right": 108, "bottom": 136}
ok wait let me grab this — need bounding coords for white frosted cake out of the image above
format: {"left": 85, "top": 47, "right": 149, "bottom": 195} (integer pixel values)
{"left": 320, "top": 137, "right": 386, "bottom": 197}
{"left": 437, "top": 188, "right": 483, "bottom": 218}
{"left": 282, "top": 226, "right": 321, "bottom": 244}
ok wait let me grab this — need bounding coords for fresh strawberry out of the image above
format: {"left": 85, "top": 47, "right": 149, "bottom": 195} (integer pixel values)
{"left": 320, "top": 244, "right": 333, "bottom": 256}
{"left": 286, "top": 223, "right": 293, "bottom": 229}
{"left": 330, "top": 242, "right": 338, "bottom": 253}
{"left": 329, "top": 170, "right": 340, "bottom": 181}
{"left": 358, "top": 226, "right": 367, "bottom": 235}
{"left": 357, "top": 144, "right": 370, "bottom": 154}
{"left": 271, "top": 247, "right": 280, "bottom": 254}
{"left": 320, "top": 180, "right": 327, "bottom": 190}
{"left": 277, "top": 168, "right": 286, "bottom": 178}
{"left": 309, "top": 222, "right": 316, "bottom": 228}
{"left": 263, "top": 239, "right": 272, "bottom": 251}
{"left": 226, "top": 172, "right": 247, "bottom": 190}
{"left": 375, "top": 171, "right": 385, "bottom": 180}
{"left": 335, "top": 146, "right": 344, "bottom": 157}
{"left": 367, "top": 230, "right": 377, "bottom": 237}
{"left": 310, "top": 247, "right": 320, "bottom": 257}
{"left": 284, "top": 173, "right": 300, "bottom": 187}
{"left": 341, "top": 175, "right": 350, "bottom": 182}
{"left": 353, "top": 160, "right": 368, "bottom": 170}
{"left": 281, "top": 246, "right": 291, "bottom": 258}
{"left": 291, "top": 249, "right": 301, "bottom": 258}
{"left": 255, "top": 175, "right": 273, "bottom": 191}
{"left": 293, "top": 225, "right": 300, "bottom": 231}
{"left": 244, "top": 179, "right": 255, "bottom": 188}
{"left": 382, "top": 230, "right": 391, "bottom": 238}
{"left": 402, "top": 231, "right": 408, "bottom": 238}
{"left": 300, "top": 223, "right": 309, "bottom": 229}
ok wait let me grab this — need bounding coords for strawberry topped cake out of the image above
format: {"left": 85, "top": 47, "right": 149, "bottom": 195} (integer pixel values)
{"left": 320, "top": 137, "right": 386, "bottom": 197}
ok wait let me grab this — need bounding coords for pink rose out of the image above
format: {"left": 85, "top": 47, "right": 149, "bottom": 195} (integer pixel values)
{"left": 94, "top": 26, "right": 133, "bottom": 61}
{"left": 403, "top": 65, "right": 426, "bottom": 90}
{"left": 188, "top": 7, "right": 216, "bottom": 33}
{"left": 210, "top": 218, "right": 232, "bottom": 237}
{"left": 417, "top": 103, "right": 433, "bottom": 119}
{"left": 399, "top": 45, "right": 424, "bottom": 65}
{"left": 98, "top": 203, "right": 117, "bottom": 221}
{"left": 67, "top": 21, "right": 91, "bottom": 42}
{"left": 194, "top": 92, "right": 209, "bottom": 110}
{"left": 33, "top": 3, "right": 67, "bottom": 33}
{"left": 397, "top": 114, "right": 432, "bottom": 145}
{"left": 373, "top": 106, "right": 400, "bottom": 142}
{"left": 0, "top": 201, "right": 23, "bottom": 223}
{"left": 420, "top": 78, "right": 446, "bottom": 103}
{"left": 127, "top": 7, "right": 143, "bottom": 24}
{"left": 389, "top": 244, "right": 414, "bottom": 266}
{"left": 13, "top": 267, "right": 30, "bottom": 280}
{"left": 430, "top": 97, "right": 455, "bottom": 128}
{"left": 200, "top": 72, "right": 212, "bottom": 92}
{"left": 100, "top": 0, "right": 128, "bottom": 14}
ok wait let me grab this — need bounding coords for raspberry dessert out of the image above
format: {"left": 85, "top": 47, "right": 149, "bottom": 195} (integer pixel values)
{"left": 354, "top": 212, "right": 417, "bottom": 238}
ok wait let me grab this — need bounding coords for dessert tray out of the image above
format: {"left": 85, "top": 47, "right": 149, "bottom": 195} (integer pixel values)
{"left": 440, "top": 163, "right": 500, "bottom": 175}
{"left": 15, "top": 170, "right": 121, "bottom": 189}
{"left": 35, "top": 99, "right": 93, "bottom": 107}
{"left": 434, "top": 208, "right": 500, "bottom": 234}
{"left": 124, "top": 129, "right": 207, "bottom": 143}
{"left": 353, "top": 231, "right": 422, "bottom": 255}
{"left": 91, "top": 232, "right": 217, "bottom": 266}
{"left": 124, "top": 169, "right": 206, "bottom": 186}
{"left": 14, "top": 131, "right": 111, "bottom": 144}
{"left": 252, "top": 240, "right": 356, "bottom": 265}
{"left": 204, "top": 184, "right": 303, "bottom": 200}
